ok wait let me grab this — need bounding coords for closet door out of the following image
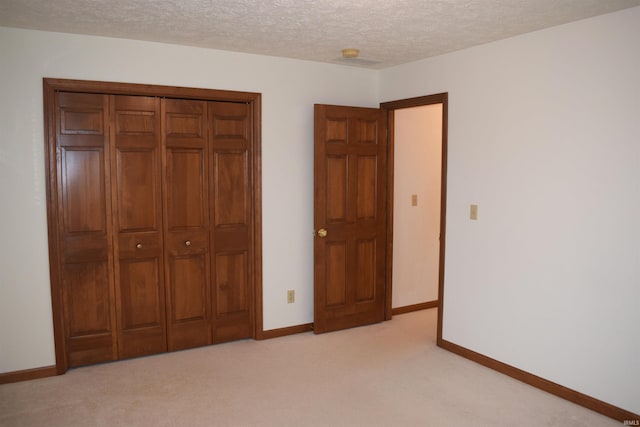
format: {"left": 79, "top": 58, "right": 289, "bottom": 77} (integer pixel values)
{"left": 210, "top": 102, "right": 254, "bottom": 342}
{"left": 163, "top": 99, "right": 212, "bottom": 351}
{"left": 55, "top": 92, "right": 118, "bottom": 367}
{"left": 111, "top": 95, "right": 167, "bottom": 358}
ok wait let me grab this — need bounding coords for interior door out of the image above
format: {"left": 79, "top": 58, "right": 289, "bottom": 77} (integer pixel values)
{"left": 55, "top": 92, "right": 118, "bottom": 367}
{"left": 209, "top": 101, "right": 254, "bottom": 342}
{"left": 163, "top": 98, "right": 212, "bottom": 351}
{"left": 314, "top": 104, "right": 388, "bottom": 333}
{"left": 111, "top": 95, "right": 167, "bottom": 358}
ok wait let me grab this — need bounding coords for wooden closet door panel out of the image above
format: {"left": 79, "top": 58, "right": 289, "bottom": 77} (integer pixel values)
{"left": 210, "top": 102, "right": 253, "bottom": 342}
{"left": 56, "top": 92, "right": 117, "bottom": 367}
{"left": 116, "top": 150, "right": 158, "bottom": 230}
{"left": 215, "top": 251, "right": 248, "bottom": 315}
{"left": 62, "top": 149, "right": 107, "bottom": 233}
{"left": 111, "top": 95, "right": 167, "bottom": 358}
{"left": 163, "top": 99, "right": 212, "bottom": 351}
{"left": 166, "top": 150, "right": 206, "bottom": 228}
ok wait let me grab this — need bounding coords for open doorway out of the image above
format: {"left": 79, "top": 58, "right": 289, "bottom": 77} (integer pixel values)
{"left": 381, "top": 94, "right": 447, "bottom": 333}
{"left": 391, "top": 104, "right": 443, "bottom": 313}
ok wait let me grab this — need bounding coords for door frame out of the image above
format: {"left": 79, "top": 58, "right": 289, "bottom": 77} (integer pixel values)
{"left": 43, "top": 78, "right": 263, "bottom": 373}
{"left": 380, "top": 93, "right": 448, "bottom": 343}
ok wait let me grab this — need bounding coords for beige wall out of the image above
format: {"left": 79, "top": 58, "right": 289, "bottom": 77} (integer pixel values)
{"left": 392, "top": 104, "right": 442, "bottom": 308}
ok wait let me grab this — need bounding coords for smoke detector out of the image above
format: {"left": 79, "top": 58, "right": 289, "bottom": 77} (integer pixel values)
{"left": 335, "top": 48, "right": 381, "bottom": 68}
{"left": 342, "top": 48, "right": 360, "bottom": 59}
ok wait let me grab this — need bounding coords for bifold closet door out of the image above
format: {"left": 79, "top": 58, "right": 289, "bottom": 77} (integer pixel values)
{"left": 55, "top": 92, "right": 118, "bottom": 367}
{"left": 111, "top": 95, "right": 167, "bottom": 359}
{"left": 52, "top": 90, "right": 256, "bottom": 368}
{"left": 163, "top": 99, "right": 213, "bottom": 351}
{"left": 210, "top": 101, "right": 254, "bottom": 341}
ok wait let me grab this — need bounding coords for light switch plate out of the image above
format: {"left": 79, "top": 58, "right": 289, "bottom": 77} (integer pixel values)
{"left": 470, "top": 204, "right": 478, "bottom": 220}
{"left": 411, "top": 194, "right": 418, "bottom": 206}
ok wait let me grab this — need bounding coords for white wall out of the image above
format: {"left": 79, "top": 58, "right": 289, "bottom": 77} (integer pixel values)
{"left": 0, "top": 27, "right": 379, "bottom": 373}
{"left": 392, "top": 105, "right": 442, "bottom": 308}
{"left": 381, "top": 6, "right": 640, "bottom": 414}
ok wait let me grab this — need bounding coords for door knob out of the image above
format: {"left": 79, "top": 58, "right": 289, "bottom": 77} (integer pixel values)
{"left": 136, "top": 243, "right": 143, "bottom": 249}
{"left": 185, "top": 240, "right": 191, "bottom": 247}
{"left": 317, "top": 228, "right": 328, "bottom": 238}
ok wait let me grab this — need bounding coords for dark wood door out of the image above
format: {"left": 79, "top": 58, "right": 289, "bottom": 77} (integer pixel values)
{"left": 163, "top": 99, "right": 212, "bottom": 351}
{"left": 46, "top": 79, "right": 262, "bottom": 372}
{"left": 55, "top": 92, "right": 118, "bottom": 367}
{"left": 210, "top": 101, "right": 254, "bottom": 342}
{"left": 111, "top": 95, "right": 167, "bottom": 358}
{"left": 314, "top": 105, "right": 388, "bottom": 333}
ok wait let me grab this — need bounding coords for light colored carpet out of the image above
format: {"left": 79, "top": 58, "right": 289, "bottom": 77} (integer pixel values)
{"left": 0, "top": 309, "right": 619, "bottom": 427}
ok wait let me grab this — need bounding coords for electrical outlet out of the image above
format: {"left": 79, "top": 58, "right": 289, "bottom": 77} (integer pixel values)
{"left": 287, "top": 290, "right": 295, "bottom": 304}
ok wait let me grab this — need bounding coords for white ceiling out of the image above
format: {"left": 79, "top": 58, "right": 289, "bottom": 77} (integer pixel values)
{"left": 1, "top": 0, "right": 639, "bottom": 69}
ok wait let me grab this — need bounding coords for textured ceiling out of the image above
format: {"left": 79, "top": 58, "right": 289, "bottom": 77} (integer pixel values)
{"left": 1, "top": 0, "right": 639, "bottom": 69}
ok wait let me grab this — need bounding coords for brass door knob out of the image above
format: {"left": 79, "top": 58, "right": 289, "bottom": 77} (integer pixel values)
{"left": 317, "top": 228, "right": 328, "bottom": 238}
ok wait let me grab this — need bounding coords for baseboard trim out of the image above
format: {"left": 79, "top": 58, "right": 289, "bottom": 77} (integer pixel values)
{"left": 438, "top": 339, "right": 639, "bottom": 423}
{"left": 392, "top": 300, "right": 438, "bottom": 316}
{"left": 257, "top": 323, "right": 314, "bottom": 340}
{"left": 0, "top": 366, "right": 57, "bottom": 384}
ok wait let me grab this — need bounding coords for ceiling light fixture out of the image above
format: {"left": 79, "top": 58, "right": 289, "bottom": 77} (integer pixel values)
{"left": 341, "top": 48, "right": 360, "bottom": 59}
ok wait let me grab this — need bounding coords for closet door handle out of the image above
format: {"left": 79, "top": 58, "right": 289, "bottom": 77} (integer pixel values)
{"left": 185, "top": 240, "right": 191, "bottom": 247}
{"left": 136, "top": 243, "right": 143, "bottom": 249}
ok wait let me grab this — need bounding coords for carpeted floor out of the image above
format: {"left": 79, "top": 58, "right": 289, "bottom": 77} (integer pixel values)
{"left": 0, "top": 309, "right": 620, "bottom": 426}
